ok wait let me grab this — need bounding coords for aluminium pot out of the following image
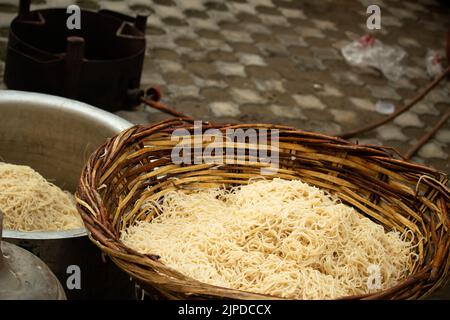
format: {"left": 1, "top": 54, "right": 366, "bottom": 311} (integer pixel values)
{"left": 0, "top": 90, "right": 134, "bottom": 299}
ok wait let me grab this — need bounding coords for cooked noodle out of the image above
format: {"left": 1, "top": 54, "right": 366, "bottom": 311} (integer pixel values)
{"left": 0, "top": 162, "right": 83, "bottom": 231}
{"left": 121, "top": 178, "right": 416, "bottom": 299}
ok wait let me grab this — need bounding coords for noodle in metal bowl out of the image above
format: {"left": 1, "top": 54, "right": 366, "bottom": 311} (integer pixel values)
{"left": 0, "top": 162, "right": 83, "bottom": 231}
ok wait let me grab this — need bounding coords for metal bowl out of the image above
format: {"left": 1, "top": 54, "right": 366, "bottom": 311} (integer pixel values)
{"left": 0, "top": 90, "right": 134, "bottom": 299}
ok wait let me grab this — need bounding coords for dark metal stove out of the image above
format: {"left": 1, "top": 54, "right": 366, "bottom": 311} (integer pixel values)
{"left": 4, "top": 0, "right": 148, "bottom": 111}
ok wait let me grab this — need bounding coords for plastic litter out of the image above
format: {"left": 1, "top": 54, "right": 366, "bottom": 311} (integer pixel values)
{"left": 425, "top": 50, "right": 444, "bottom": 78}
{"left": 375, "top": 100, "right": 395, "bottom": 115}
{"left": 313, "top": 83, "right": 323, "bottom": 91}
{"left": 341, "top": 35, "right": 407, "bottom": 81}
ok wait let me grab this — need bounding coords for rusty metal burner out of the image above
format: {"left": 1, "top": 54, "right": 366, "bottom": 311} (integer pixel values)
{"left": 4, "top": 0, "right": 148, "bottom": 111}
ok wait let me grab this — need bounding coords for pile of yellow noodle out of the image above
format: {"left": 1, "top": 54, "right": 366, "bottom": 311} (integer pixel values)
{"left": 0, "top": 162, "right": 83, "bottom": 231}
{"left": 121, "top": 178, "right": 416, "bottom": 299}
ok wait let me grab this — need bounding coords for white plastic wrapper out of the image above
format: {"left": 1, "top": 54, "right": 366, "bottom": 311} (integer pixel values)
{"left": 341, "top": 35, "right": 407, "bottom": 81}
{"left": 425, "top": 50, "right": 444, "bottom": 78}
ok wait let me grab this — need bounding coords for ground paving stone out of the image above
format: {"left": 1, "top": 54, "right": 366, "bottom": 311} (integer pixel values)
{"left": 0, "top": 0, "right": 448, "bottom": 225}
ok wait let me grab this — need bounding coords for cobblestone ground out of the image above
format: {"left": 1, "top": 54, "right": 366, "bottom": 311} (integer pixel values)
{"left": 0, "top": 0, "right": 449, "bottom": 298}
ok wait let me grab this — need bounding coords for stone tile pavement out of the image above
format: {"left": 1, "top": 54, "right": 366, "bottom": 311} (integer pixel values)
{"left": 0, "top": 0, "right": 448, "bottom": 174}
{"left": 0, "top": 0, "right": 449, "bottom": 298}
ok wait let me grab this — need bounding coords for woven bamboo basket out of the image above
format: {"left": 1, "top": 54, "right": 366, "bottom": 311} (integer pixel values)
{"left": 76, "top": 119, "right": 450, "bottom": 299}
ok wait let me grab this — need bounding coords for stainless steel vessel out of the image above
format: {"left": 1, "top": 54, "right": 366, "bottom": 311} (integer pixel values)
{"left": 0, "top": 90, "right": 134, "bottom": 299}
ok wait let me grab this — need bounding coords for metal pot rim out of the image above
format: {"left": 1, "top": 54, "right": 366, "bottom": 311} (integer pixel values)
{"left": 3, "top": 227, "right": 88, "bottom": 239}
{"left": 0, "top": 90, "right": 132, "bottom": 241}
{"left": 0, "top": 90, "right": 132, "bottom": 130}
